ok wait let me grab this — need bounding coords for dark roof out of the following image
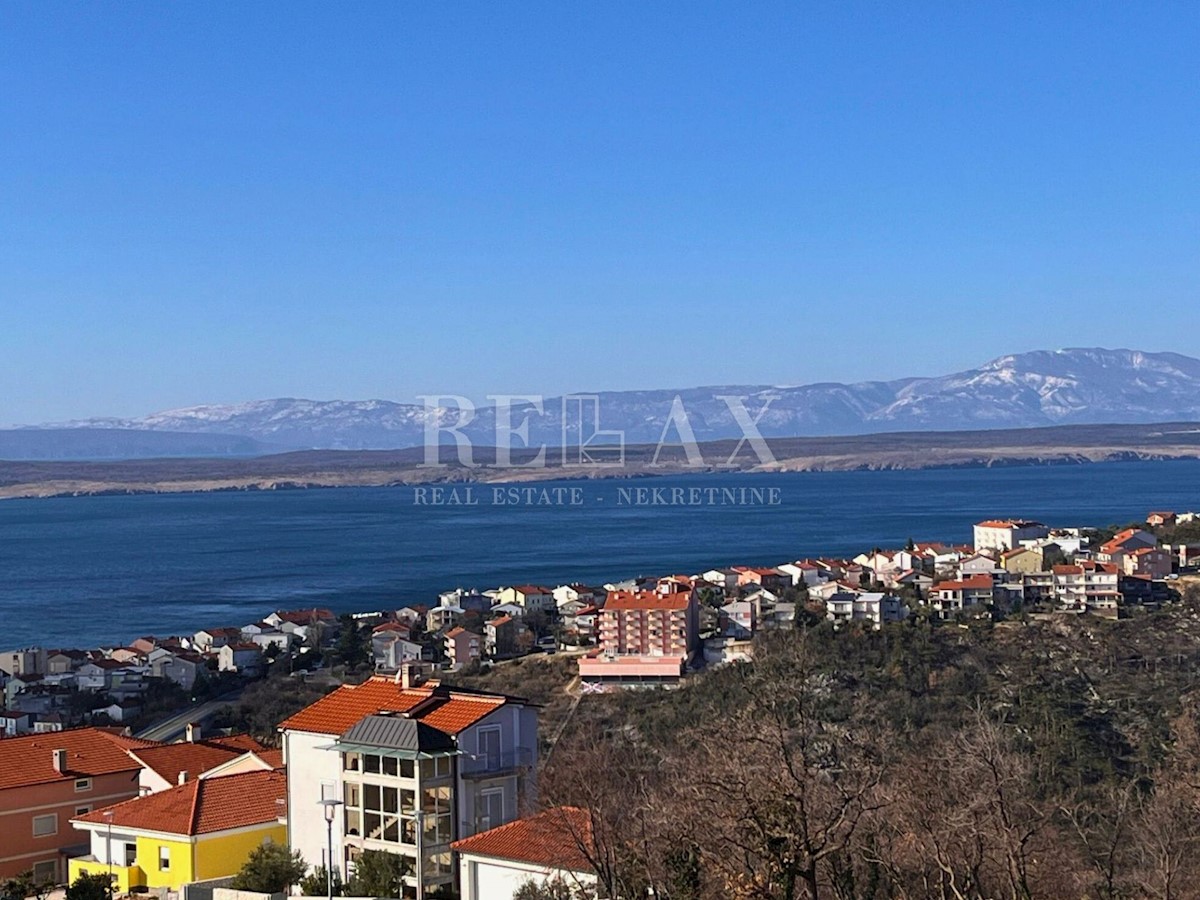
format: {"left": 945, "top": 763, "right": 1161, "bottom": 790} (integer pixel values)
{"left": 341, "top": 713, "right": 457, "bottom": 754}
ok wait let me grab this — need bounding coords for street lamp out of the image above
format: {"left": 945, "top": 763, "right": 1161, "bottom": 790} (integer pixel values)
{"left": 102, "top": 810, "right": 114, "bottom": 899}
{"left": 414, "top": 809, "right": 427, "bottom": 900}
{"left": 319, "top": 798, "right": 344, "bottom": 900}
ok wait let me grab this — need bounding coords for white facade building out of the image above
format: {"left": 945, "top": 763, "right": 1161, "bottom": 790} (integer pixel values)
{"left": 281, "top": 671, "right": 538, "bottom": 899}
{"left": 973, "top": 519, "right": 1049, "bottom": 553}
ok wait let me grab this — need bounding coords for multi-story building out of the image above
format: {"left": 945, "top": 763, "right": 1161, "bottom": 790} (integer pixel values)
{"left": 1000, "top": 546, "right": 1043, "bottom": 575}
{"left": 1122, "top": 546, "right": 1172, "bottom": 580}
{"left": 929, "top": 575, "right": 995, "bottom": 618}
{"left": 444, "top": 627, "right": 482, "bottom": 670}
{"left": 1053, "top": 562, "right": 1121, "bottom": 614}
{"left": 973, "top": 520, "right": 1049, "bottom": 553}
{"left": 493, "top": 586, "right": 556, "bottom": 616}
{"left": 280, "top": 669, "right": 538, "bottom": 899}
{"left": 577, "top": 584, "right": 700, "bottom": 686}
{"left": 825, "top": 592, "right": 907, "bottom": 629}
{"left": 0, "top": 727, "right": 152, "bottom": 882}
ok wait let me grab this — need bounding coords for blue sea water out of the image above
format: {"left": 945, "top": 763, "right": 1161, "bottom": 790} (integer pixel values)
{"left": 1, "top": 462, "right": 1197, "bottom": 649}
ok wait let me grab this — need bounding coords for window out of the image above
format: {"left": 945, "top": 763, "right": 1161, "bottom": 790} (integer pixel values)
{"left": 426, "top": 850, "right": 452, "bottom": 877}
{"left": 74, "top": 778, "right": 92, "bottom": 793}
{"left": 32, "top": 814, "right": 57, "bottom": 837}
{"left": 363, "top": 754, "right": 381, "bottom": 774}
{"left": 478, "top": 728, "right": 501, "bottom": 770}
{"left": 159, "top": 847, "right": 170, "bottom": 871}
{"left": 478, "top": 789, "right": 504, "bottom": 831}
{"left": 420, "top": 755, "right": 451, "bottom": 780}
{"left": 422, "top": 785, "right": 453, "bottom": 844}
{"left": 343, "top": 752, "right": 361, "bottom": 772}
{"left": 361, "top": 784, "right": 402, "bottom": 844}
{"left": 32, "top": 862, "right": 56, "bottom": 884}
{"left": 75, "top": 805, "right": 92, "bottom": 816}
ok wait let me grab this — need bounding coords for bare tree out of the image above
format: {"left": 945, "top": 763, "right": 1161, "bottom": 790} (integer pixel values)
{"left": 672, "top": 637, "right": 888, "bottom": 900}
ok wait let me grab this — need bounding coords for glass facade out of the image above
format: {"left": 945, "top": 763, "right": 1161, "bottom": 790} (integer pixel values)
{"left": 340, "top": 748, "right": 456, "bottom": 898}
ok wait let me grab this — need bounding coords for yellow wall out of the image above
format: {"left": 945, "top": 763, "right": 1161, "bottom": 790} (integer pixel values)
{"left": 68, "top": 859, "right": 144, "bottom": 894}
{"left": 69, "top": 824, "right": 285, "bottom": 892}
{"left": 136, "top": 835, "right": 195, "bottom": 889}
{"left": 195, "top": 824, "right": 288, "bottom": 881}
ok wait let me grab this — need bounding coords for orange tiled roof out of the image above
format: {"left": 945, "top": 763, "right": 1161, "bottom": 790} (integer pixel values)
{"left": 605, "top": 590, "right": 691, "bottom": 611}
{"left": 934, "top": 575, "right": 994, "bottom": 592}
{"left": 130, "top": 735, "right": 266, "bottom": 785}
{"left": 75, "top": 770, "right": 285, "bottom": 836}
{"left": 452, "top": 806, "right": 594, "bottom": 872}
{"left": 278, "top": 676, "right": 515, "bottom": 736}
{"left": 257, "top": 748, "right": 285, "bottom": 769}
{"left": 0, "top": 727, "right": 155, "bottom": 791}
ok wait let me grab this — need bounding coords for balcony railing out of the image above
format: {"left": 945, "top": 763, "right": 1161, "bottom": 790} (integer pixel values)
{"left": 458, "top": 747, "right": 533, "bottom": 779}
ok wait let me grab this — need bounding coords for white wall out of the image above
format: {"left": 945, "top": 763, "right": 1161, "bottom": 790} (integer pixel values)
{"left": 459, "top": 855, "right": 595, "bottom": 900}
{"left": 285, "top": 729, "right": 344, "bottom": 877}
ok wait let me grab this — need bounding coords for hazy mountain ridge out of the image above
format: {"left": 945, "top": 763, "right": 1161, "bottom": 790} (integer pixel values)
{"left": 12, "top": 348, "right": 1200, "bottom": 458}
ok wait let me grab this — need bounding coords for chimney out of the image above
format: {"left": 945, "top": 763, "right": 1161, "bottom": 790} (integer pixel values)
{"left": 178, "top": 770, "right": 189, "bottom": 785}
{"left": 400, "top": 662, "right": 427, "bottom": 690}
{"left": 185, "top": 722, "right": 200, "bottom": 743}
{"left": 52, "top": 748, "right": 68, "bottom": 774}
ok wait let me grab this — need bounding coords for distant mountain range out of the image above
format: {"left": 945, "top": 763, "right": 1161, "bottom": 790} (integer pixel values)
{"left": 8, "top": 348, "right": 1200, "bottom": 460}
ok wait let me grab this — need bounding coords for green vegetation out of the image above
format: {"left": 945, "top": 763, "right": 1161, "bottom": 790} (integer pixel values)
{"left": 231, "top": 842, "right": 309, "bottom": 893}
{"left": 342, "top": 849, "right": 411, "bottom": 897}
{"left": 64, "top": 873, "right": 111, "bottom": 900}
{"left": 299, "top": 865, "right": 341, "bottom": 897}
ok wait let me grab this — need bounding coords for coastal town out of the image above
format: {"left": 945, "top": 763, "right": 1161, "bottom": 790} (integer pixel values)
{"left": 2, "top": 509, "right": 1200, "bottom": 900}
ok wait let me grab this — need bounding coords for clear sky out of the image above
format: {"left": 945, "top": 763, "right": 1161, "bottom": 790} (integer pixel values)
{"left": 1, "top": 2, "right": 1198, "bottom": 424}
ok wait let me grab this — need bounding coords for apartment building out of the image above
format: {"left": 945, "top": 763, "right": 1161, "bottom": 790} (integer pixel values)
{"left": 577, "top": 583, "right": 700, "bottom": 686}
{"left": 279, "top": 669, "right": 538, "bottom": 899}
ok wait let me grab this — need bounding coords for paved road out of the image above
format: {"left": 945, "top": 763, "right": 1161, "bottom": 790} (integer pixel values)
{"left": 135, "top": 691, "right": 241, "bottom": 742}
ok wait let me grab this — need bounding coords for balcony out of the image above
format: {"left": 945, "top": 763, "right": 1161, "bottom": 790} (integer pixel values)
{"left": 458, "top": 747, "right": 533, "bottom": 779}
{"left": 68, "top": 858, "right": 145, "bottom": 894}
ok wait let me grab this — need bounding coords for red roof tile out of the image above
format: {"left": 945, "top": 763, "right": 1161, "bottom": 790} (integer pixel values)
{"left": 934, "top": 575, "right": 994, "bottom": 592}
{"left": 452, "top": 806, "right": 594, "bottom": 872}
{"left": 278, "top": 676, "right": 516, "bottom": 737}
{"left": 605, "top": 590, "right": 691, "bottom": 611}
{"left": 75, "top": 770, "right": 285, "bottom": 836}
{"left": 130, "top": 735, "right": 267, "bottom": 785}
{"left": 0, "top": 727, "right": 155, "bottom": 791}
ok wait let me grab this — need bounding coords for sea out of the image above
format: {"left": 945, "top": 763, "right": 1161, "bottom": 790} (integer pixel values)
{"left": 1, "top": 461, "right": 1198, "bottom": 649}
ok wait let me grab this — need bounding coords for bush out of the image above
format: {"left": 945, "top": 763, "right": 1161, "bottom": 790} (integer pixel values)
{"left": 299, "top": 865, "right": 340, "bottom": 897}
{"left": 65, "top": 873, "right": 112, "bottom": 900}
{"left": 230, "top": 842, "right": 308, "bottom": 893}
{"left": 343, "top": 849, "right": 410, "bottom": 897}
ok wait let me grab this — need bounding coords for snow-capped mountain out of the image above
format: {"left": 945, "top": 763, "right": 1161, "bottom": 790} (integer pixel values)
{"left": 18, "top": 348, "right": 1200, "bottom": 457}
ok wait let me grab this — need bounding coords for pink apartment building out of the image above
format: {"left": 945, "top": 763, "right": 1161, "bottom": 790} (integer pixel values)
{"left": 578, "top": 583, "right": 700, "bottom": 687}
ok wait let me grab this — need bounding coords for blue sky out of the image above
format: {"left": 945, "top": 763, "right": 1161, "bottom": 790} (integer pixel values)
{"left": 1, "top": 2, "right": 1198, "bottom": 424}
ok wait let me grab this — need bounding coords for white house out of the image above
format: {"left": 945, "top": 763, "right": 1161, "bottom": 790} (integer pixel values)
{"left": 973, "top": 520, "right": 1049, "bottom": 553}
{"left": 452, "top": 807, "right": 597, "bottom": 900}
{"left": 217, "top": 642, "right": 263, "bottom": 675}
{"left": 701, "top": 568, "right": 740, "bottom": 592}
{"left": 825, "top": 592, "right": 907, "bottom": 629}
{"left": 280, "top": 668, "right": 539, "bottom": 899}
{"left": 777, "top": 561, "right": 825, "bottom": 587}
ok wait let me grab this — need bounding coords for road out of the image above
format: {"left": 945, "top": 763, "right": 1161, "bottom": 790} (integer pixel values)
{"left": 135, "top": 690, "right": 242, "bottom": 742}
